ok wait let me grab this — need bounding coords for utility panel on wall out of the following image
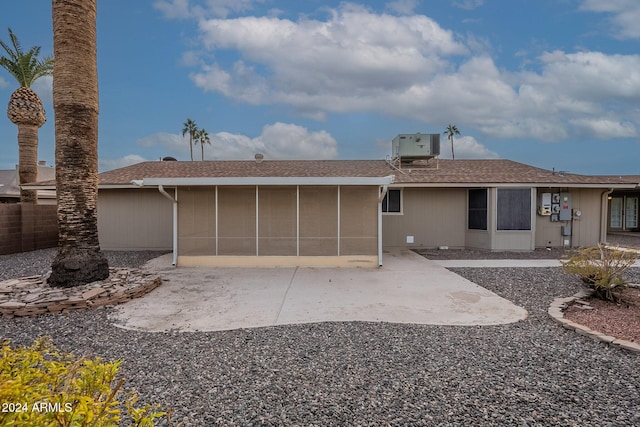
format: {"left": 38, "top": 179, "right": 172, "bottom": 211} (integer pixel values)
{"left": 538, "top": 193, "right": 551, "bottom": 215}
{"left": 559, "top": 193, "right": 572, "bottom": 221}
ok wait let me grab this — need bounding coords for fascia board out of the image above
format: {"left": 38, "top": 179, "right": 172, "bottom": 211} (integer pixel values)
{"left": 390, "top": 182, "right": 638, "bottom": 189}
{"left": 20, "top": 184, "right": 56, "bottom": 190}
{"left": 142, "top": 175, "right": 395, "bottom": 186}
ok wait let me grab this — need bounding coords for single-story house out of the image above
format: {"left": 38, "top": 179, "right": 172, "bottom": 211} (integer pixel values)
{"left": 92, "top": 160, "right": 395, "bottom": 267}
{"left": 0, "top": 163, "right": 56, "bottom": 204}
{"left": 25, "top": 156, "right": 639, "bottom": 267}
{"left": 382, "top": 159, "right": 638, "bottom": 252}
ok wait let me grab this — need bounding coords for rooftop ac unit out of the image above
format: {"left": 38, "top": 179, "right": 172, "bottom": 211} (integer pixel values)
{"left": 392, "top": 133, "right": 440, "bottom": 161}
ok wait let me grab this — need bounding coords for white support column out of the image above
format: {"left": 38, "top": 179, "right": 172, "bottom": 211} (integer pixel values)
{"left": 256, "top": 185, "right": 259, "bottom": 256}
{"left": 215, "top": 186, "right": 219, "bottom": 256}
{"left": 337, "top": 185, "right": 341, "bottom": 256}
{"left": 296, "top": 185, "right": 300, "bottom": 257}
{"left": 378, "top": 185, "right": 387, "bottom": 267}
{"left": 157, "top": 185, "right": 178, "bottom": 267}
{"left": 174, "top": 188, "right": 178, "bottom": 266}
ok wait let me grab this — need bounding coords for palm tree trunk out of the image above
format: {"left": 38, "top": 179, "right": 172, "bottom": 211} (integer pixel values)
{"left": 17, "top": 124, "right": 38, "bottom": 203}
{"left": 49, "top": 0, "right": 109, "bottom": 287}
{"left": 201, "top": 141, "right": 204, "bottom": 161}
{"left": 450, "top": 136, "right": 455, "bottom": 160}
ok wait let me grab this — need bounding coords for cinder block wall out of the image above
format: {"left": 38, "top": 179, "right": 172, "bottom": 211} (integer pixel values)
{"left": 0, "top": 204, "right": 58, "bottom": 255}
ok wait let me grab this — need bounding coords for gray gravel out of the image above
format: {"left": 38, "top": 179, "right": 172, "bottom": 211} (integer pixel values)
{"left": 1, "top": 249, "right": 640, "bottom": 426}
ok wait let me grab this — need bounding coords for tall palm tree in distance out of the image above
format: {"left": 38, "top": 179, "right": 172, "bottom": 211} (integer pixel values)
{"left": 182, "top": 118, "right": 198, "bottom": 161}
{"left": 49, "top": 0, "right": 109, "bottom": 287}
{"left": 0, "top": 28, "right": 53, "bottom": 203}
{"left": 196, "top": 128, "right": 211, "bottom": 161}
{"left": 443, "top": 124, "right": 461, "bottom": 160}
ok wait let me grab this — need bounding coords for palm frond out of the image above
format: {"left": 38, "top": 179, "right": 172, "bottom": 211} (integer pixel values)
{"left": 0, "top": 28, "right": 52, "bottom": 87}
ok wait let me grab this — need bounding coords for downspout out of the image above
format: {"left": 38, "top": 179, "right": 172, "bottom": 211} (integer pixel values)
{"left": 378, "top": 184, "right": 389, "bottom": 267}
{"left": 600, "top": 188, "right": 614, "bottom": 245}
{"left": 158, "top": 185, "right": 178, "bottom": 267}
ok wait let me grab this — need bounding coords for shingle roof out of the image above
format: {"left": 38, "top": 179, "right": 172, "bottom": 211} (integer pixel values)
{"left": 390, "top": 159, "right": 640, "bottom": 186}
{"left": 97, "top": 160, "right": 393, "bottom": 185}
{"left": 27, "top": 159, "right": 639, "bottom": 188}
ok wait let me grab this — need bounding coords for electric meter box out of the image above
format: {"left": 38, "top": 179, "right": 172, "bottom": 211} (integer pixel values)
{"left": 559, "top": 193, "right": 572, "bottom": 221}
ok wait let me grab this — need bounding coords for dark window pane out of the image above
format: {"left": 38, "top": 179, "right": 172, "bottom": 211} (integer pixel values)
{"left": 497, "top": 188, "right": 531, "bottom": 230}
{"left": 387, "top": 190, "right": 401, "bottom": 213}
{"left": 468, "top": 188, "right": 487, "bottom": 230}
{"left": 382, "top": 189, "right": 401, "bottom": 213}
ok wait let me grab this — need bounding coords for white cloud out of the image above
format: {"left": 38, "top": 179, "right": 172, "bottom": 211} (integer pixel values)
{"left": 438, "top": 135, "right": 499, "bottom": 159}
{"left": 580, "top": 0, "right": 640, "bottom": 39}
{"left": 570, "top": 118, "right": 637, "bottom": 139}
{"left": 31, "top": 75, "right": 53, "bottom": 105}
{"left": 136, "top": 132, "right": 190, "bottom": 155}
{"left": 99, "top": 154, "right": 150, "bottom": 172}
{"left": 180, "top": 4, "right": 640, "bottom": 143}
{"left": 0, "top": 76, "right": 8, "bottom": 88}
{"left": 192, "top": 4, "right": 468, "bottom": 110}
{"left": 136, "top": 123, "right": 338, "bottom": 160}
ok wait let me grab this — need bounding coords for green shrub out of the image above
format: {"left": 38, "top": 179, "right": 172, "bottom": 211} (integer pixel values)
{"left": 0, "top": 337, "right": 167, "bottom": 427}
{"left": 561, "top": 245, "right": 639, "bottom": 302}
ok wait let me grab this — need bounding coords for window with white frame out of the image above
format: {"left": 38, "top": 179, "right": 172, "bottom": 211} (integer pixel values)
{"left": 381, "top": 189, "right": 402, "bottom": 213}
{"left": 497, "top": 188, "right": 531, "bottom": 230}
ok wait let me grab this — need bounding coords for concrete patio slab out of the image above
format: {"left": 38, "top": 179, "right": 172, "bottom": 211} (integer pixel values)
{"left": 110, "top": 250, "right": 528, "bottom": 332}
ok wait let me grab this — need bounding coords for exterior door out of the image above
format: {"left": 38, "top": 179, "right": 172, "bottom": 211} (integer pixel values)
{"left": 625, "top": 197, "right": 638, "bottom": 229}
{"left": 610, "top": 197, "right": 623, "bottom": 230}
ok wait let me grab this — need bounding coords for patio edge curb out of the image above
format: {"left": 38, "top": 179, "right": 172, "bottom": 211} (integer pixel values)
{"left": 548, "top": 289, "right": 640, "bottom": 354}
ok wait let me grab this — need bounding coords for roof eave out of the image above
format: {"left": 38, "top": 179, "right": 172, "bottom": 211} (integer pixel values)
{"left": 140, "top": 176, "right": 396, "bottom": 186}
{"left": 390, "top": 182, "right": 638, "bottom": 189}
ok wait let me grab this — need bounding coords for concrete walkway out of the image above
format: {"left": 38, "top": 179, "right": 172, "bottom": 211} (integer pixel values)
{"left": 111, "top": 250, "right": 528, "bottom": 332}
{"left": 434, "top": 259, "right": 563, "bottom": 268}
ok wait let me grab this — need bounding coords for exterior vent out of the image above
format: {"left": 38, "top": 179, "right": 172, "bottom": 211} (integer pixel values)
{"left": 392, "top": 133, "right": 440, "bottom": 161}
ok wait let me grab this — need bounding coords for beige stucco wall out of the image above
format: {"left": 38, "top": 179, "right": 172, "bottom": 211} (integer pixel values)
{"left": 534, "top": 188, "right": 603, "bottom": 248}
{"left": 97, "top": 189, "right": 172, "bottom": 250}
{"left": 382, "top": 187, "right": 466, "bottom": 248}
{"left": 385, "top": 186, "right": 604, "bottom": 251}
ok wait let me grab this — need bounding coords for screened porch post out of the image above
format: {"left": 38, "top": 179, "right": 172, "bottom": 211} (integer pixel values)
{"left": 337, "top": 185, "right": 341, "bottom": 256}
{"left": 215, "top": 185, "right": 218, "bottom": 256}
{"left": 255, "top": 185, "right": 259, "bottom": 256}
{"left": 296, "top": 185, "right": 300, "bottom": 257}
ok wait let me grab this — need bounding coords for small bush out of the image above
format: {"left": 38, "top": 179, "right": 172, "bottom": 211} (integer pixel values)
{"left": 562, "top": 245, "right": 639, "bottom": 302}
{"left": 0, "top": 337, "right": 167, "bottom": 427}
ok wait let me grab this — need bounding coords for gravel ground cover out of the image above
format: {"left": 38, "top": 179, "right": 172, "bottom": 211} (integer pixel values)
{"left": 1, "top": 250, "right": 640, "bottom": 426}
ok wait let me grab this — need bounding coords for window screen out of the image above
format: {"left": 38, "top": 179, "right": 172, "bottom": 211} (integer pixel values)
{"left": 497, "top": 188, "right": 531, "bottom": 230}
{"left": 468, "top": 188, "right": 487, "bottom": 230}
{"left": 382, "top": 189, "right": 401, "bottom": 213}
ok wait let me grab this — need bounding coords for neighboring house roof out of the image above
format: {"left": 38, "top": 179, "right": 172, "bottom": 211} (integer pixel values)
{"left": 24, "top": 159, "right": 639, "bottom": 190}
{"left": 0, "top": 165, "right": 56, "bottom": 199}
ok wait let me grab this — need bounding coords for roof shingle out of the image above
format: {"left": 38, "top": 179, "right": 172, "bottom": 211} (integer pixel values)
{"left": 27, "top": 159, "right": 640, "bottom": 188}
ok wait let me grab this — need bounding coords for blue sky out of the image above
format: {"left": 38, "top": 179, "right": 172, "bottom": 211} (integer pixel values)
{"left": 1, "top": 0, "right": 639, "bottom": 174}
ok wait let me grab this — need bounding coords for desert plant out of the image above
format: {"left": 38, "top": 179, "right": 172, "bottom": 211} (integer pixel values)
{"left": 561, "top": 245, "right": 639, "bottom": 302}
{"left": 0, "top": 337, "right": 167, "bottom": 427}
